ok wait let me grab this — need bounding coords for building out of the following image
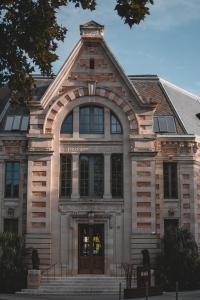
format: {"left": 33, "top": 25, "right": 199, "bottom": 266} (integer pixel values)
{"left": 1, "top": 21, "right": 200, "bottom": 276}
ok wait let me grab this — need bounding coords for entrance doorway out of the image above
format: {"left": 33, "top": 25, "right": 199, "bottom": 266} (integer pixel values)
{"left": 78, "top": 224, "right": 104, "bottom": 274}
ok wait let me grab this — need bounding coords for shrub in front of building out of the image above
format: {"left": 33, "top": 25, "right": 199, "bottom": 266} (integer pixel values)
{"left": 0, "top": 232, "right": 27, "bottom": 293}
{"left": 155, "top": 227, "right": 200, "bottom": 291}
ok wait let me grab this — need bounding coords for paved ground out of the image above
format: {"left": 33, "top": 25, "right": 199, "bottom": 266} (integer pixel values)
{"left": 1, "top": 290, "right": 200, "bottom": 300}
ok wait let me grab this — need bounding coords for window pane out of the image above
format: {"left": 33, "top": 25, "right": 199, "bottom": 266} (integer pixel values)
{"left": 153, "top": 117, "right": 159, "bottom": 132}
{"left": 166, "top": 116, "right": 176, "bottom": 133}
{"left": 171, "top": 163, "right": 178, "bottom": 198}
{"left": 158, "top": 117, "right": 167, "bottom": 132}
{"left": 163, "top": 163, "right": 170, "bottom": 198}
{"left": 61, "top": 112, "right": 73, "bottom": 133}
{"left": 94, "top": 155, "right": 104, "bottom": 197}
{"left": 80, "top": 155, "right": 89, "bottom": 196}
{"left": 80, "top": 106, "right": 104, "bottom": 134}
{"left": 111, "top": 154, "right": 123, "bottom": 197}
{"left": 60, "top": 155, "right": 72, "bottom": 197}
{"left": 5, "top": 162, "right": 20, "bottom": 198}
{"left": 163, "top": 162, "right": 178, "bottom": 199}
{"left": 111, "top": 113, "right": 122, "bottom": 134}
{"left": 154, "top": 116, "right": 177, "bottom": 134}
{"left": 4, "top": 219, "right": 18, "bottom": 234}
{"left": 80, "top": 155, "right": 104, "bottom": 197}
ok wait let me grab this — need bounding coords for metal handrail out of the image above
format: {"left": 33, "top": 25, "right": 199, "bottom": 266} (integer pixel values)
{"left": 42, "top": 262, "right": 67, "bottom": 279}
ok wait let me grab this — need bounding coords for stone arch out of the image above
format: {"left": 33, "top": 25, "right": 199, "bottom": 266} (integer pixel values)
{"left": 43, "top": 87, "right": 138, "bottom": 134}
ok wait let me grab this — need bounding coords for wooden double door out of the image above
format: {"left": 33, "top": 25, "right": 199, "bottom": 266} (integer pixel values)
{"left": 78, "top": 224, "right": 104, "bottom": 274}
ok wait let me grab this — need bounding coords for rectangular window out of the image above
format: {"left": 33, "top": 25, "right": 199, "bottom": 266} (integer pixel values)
{"left": 111, "top": 154, "right": 123, "bottom": 197}
{"left": 5, "top": 161, "right": 20, "bottom": 198}
{"left": 80, "top": 154, "right": 104, "bottom": 197}
{"left": 164, "top": 219, "right": 178, "bottom": 234}
{"left": 4, "top": 218, "right": 18, "bottom": 234}
{"left": 79, "top": 106, "right": 104, "bottom": 134}
{"left": 60, "top": 155, "right": 72, "bottom": 197}
{"left": 163, "top": 162, "right": 178, "bottom": 198}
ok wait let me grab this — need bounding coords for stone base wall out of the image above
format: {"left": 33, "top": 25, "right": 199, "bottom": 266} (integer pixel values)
{"left": 26, "top": 233, "right": 52, "bottom": 269}
{"left": 131, "top": 233, "right": 160, "bottom": 267}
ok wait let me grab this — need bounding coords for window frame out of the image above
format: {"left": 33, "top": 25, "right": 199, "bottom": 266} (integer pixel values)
{"left": 154, "top": 116, "right": 177, "bottom": 134}
{"left": 163, "top": 162, "right": 178, "bottom": 199}
{"left": 3, "top": 218, "right": 19, "bottom": 234}
{"left": 4, "top": 161, "right": 20, "bottom": 198}
{"left": 60, "top": 111, "right": 73, "bottom": 134}
{"left": 79, "top": 154, "right": 104, "bottom": 198}
{"left": 79, "top": 106, "right": 104, "bottom": 134}
{"left": 110, "top": 112, "right": 123, "bottom": 134}
{"left": 60, "top": 154, "right": 72, "bottom": 198}
{"left": 111, "top": 154, "right": 123, "bottom": 198}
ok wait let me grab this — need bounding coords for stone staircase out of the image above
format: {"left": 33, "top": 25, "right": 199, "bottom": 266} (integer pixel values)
{"left": 18, "top": 276, "right": 126, "bottom": 296}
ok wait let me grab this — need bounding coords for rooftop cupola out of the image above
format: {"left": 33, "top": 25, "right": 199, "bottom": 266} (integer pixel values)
{"left": 80, "top": 20, "right": 104, "bottom": 38}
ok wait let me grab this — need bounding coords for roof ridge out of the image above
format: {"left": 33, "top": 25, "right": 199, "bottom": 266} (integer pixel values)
{"left": 160, "top": 78, "right": 200, "bottom": 101}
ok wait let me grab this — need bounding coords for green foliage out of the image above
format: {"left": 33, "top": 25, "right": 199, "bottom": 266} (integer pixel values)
{"left": 0, "top": 0, "right": 154, "bottom": 105}
{"left": 156, "top": 227, "right": 200, "bottom": 290}
{"left": 0, "top": 232, "right": 27, "bottom": 292}
{"left": 115, "top": 0, "right": 154, "bottom": 27}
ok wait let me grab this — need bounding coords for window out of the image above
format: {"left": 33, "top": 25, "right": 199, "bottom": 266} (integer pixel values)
{"left": 90, "top": 58, "right": 95, "bottom": 69}
{"left": 164, "top": 219, "right": 178, "bottom": 234}
{"left": 4, "top": 115, "right": 29, "bottom": 131}
{"left": 60, "top": 155, "right": 72, "bottom": 197}
{"left": 111, "top": 154, "right": 123, "bottom": 197}
{"left": 61, "top": 112, "right": 73, "bottom": 133}
{"left": 163, "top": 162, "right": 178, "bottom": 198}
{"left": 80, "top": 155, "right": 104, "bottom": 197}
{"left": 4, "top": 218, "right": 18, "bottom": 234}
{"left": 79, "top": 106, "right": 104, "bottom": 134}
{"left": 110, "top": 113, "right": 122, "bottom": 134}
{"left": 154, "top": 116, "right": 176, "bottom": 133}
{"left": 5, "top": 162, "right": 20, "bottom": 198}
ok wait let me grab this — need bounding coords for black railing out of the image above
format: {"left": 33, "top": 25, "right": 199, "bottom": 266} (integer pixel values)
{"left": 42, "top": 263, "right": 68, "bottom": 279}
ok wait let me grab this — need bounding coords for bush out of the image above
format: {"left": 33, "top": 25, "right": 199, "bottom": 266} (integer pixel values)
{"left": 155, "top": 227, "right": 200, "bottom": 291}
{"left": 0, "top": 232, "right": 27, "bottom": 293}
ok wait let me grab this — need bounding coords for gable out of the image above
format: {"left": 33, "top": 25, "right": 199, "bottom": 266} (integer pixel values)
{"left": 39, "top": 22, "right": 149, "bottom": 111}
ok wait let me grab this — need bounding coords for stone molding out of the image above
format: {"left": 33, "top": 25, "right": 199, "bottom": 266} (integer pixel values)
{"left": 43, "top": 87, "right": 138, "bottom": 135}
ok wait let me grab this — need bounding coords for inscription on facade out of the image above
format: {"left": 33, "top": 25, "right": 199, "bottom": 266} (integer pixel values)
{"left": 62, "top": 145, "right": 89, "bottom": 153}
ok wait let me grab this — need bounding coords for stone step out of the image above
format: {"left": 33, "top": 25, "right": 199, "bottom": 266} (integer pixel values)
{"left": 19, "top": 276, "right": 127, "bottom": 295}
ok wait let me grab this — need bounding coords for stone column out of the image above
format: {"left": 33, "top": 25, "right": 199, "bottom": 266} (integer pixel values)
{"left": 71, "top": 154, "right": 79, "bottom": 199}
{"left": 104, "top": 108, "right": 110, "bottom": 139}
{"left": 103, "top": 153, "right": 111, "bottom": 199}
{"left": 73, "top": 106, "right": 79, "bottom": 139}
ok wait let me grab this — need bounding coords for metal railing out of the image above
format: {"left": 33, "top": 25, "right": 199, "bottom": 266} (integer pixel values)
{"left": 42, "top": 263, "right": 68, "bottom": 279}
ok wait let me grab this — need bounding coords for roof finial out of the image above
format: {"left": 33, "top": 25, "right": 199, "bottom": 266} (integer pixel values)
{"left": 80, "top": 20, "right": 104, "bottom": 38}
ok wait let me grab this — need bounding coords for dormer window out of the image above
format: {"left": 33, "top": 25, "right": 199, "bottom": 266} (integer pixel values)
{"left": 90, "top": 58, "right": 95, "bottom": 69}
{"left": 153, "top": 116, "right": 177, "bottom": 133}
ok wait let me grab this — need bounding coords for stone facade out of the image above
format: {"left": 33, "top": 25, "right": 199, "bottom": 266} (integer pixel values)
{"left": 0, "top": 21, "right": 200, "bottom": 275}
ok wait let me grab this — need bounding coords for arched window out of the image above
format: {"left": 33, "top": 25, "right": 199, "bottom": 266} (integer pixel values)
{"left": 110, "top": 112, "right": 122, "bottom": 134}
{"left": 61, "top": 112, "right": 73, "bottom": 133}
{"left": 79, "top": 106, "right": 104, "bottom": 134}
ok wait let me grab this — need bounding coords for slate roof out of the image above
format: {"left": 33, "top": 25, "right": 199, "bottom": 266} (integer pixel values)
{"left": 0, "top": 75, "right": 52, "bottom": 131}
{"left": 1, "top": 74, "right": 200, "bottom": 135}
{"left": 130, "top": 75, "right": 200, "bottom": 135}
{"left": 160, "top": 79, "right": 200, "bottom": 135}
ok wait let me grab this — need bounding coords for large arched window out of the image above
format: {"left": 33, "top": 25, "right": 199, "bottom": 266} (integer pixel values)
{"left": 61, "top": 112, "right": 73, "bottom": 133}
{"left": 79, "top": 106, "right": 104, "bottom": 134}
{"left": 110, "top": 112, "right": 122, "bottom": 134}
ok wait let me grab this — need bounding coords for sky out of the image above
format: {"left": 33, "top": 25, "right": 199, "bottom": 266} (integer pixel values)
{"left": 53, "top": 0, "right": 200, "bottom": 96}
